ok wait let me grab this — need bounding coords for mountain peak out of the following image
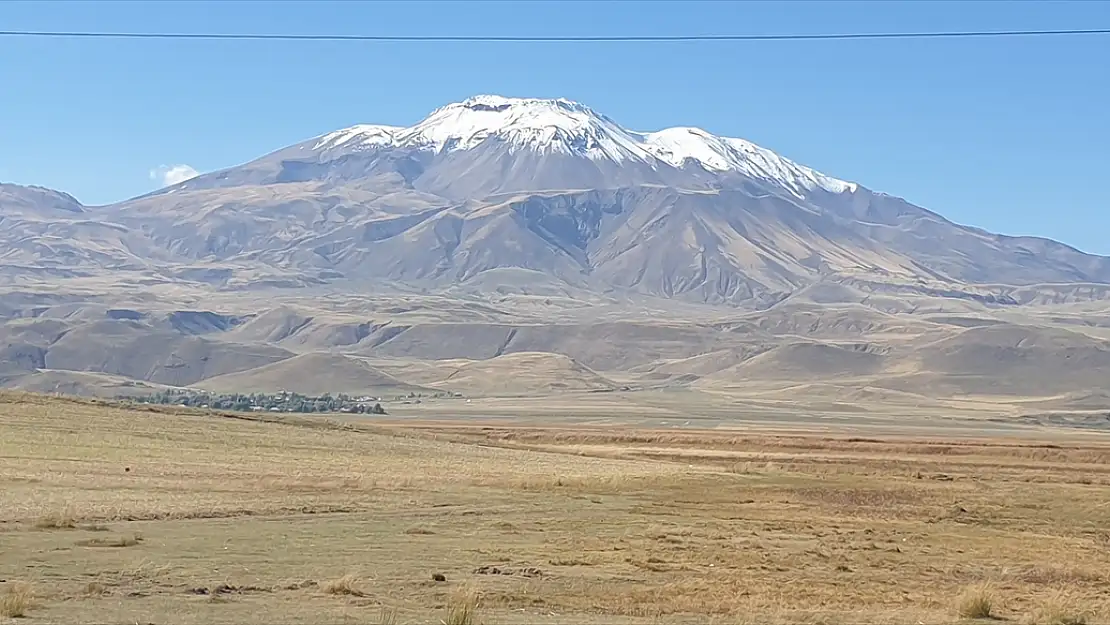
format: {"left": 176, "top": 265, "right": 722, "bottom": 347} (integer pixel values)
{"left": 303, "top": 94, "right": 855, "bottom": 196}
{"left": 454, "top": 94, "right": 591, "bottom": 114}
{"left": 0, "top": 182, "right": 85, "bottom": 214}
{"left": 312, "top": 124, "right": 402, "bottom": 152}
{"left": 410, "top": 94, "right": 648, "bottom": 161}
{"left": 641, "top": 127, "right": 857, "bottom": 195}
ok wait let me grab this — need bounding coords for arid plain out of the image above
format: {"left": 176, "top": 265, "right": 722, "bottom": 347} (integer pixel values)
{"left": 3, "top": 391, "right": 1110, "bottom": 625}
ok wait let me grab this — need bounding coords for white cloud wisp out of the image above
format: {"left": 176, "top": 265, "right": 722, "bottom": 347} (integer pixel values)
{"left": 150, "top": 164, "right": 200, "bottom": 187}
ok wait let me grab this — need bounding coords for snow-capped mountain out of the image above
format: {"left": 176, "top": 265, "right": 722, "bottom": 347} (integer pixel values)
{"left": 9, "top": 94, "right": 1110, "bottom": 408}
{"left": 312, "top": 96, "right": 650, "bottom": 162}
{"left": 300, "top": 95, "right": 855, "bottom": 199}
{"left": 17, "top": 94, "right": 1108, "bottom": 306}
{"left": 156, "top": 95, "right": 859, "bottom": 203}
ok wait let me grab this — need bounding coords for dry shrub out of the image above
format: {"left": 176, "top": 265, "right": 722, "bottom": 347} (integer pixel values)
{"left": 1, "top": 582, "right": 34, "bottom": 618}
{"left": 1026, "top": 592, "right": 1090, "bottom": 625}
{"left": 792, "top": 486, "right": 924, "bottom": 509}
{"left": 504, "top": 472, "right": 665, "bottom": 494}
{"left": 728, "top": 461, "right": 756, "bottom": 474}
{"left": 121, "top": 558, "right": 172, "bottom": 583}
{"left": 444, "top": 587, "right": 482, "bottom": 625}
{"left": 76, "top": 534, "right": 143, "bottom": 548}
{"left": 376, "top": 606, "right": 399, "bottom": 625}
{"left": 957, "top": 583, "right": 995, "bottom": 619}
{"left": 1005, "top": 565, "right": 1103, "bottom": 585}
{"left": 548, "top": 556, "right": 597, "bottom": 567}
{"left": 34, "top": 504, "right": 78, "bottom": 529}
{"left": 732, "top": 610, "right": 849, "bottom": 625}
{"left": 322, "top": 574, "right": 364, "bottom": 597}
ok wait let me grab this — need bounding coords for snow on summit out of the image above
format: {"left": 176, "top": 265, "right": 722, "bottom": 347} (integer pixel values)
{"left": 640, "top": 127, "right": 855, "bottom": 195}
{"left": 406, "top": 95, "right": 655, "bottom": 162}
{"left": 312, "top": 95, "right": 856, "bottom": 195}
{"left": 312, "top": 124, "right": 400, "bottom": 151}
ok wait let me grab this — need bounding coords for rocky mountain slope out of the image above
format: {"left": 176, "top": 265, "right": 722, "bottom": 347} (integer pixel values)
{"left": 3, "top": 95, "right": 1110, "bottom": 415}
{"left": 5, "top": 95, "right": 1110, "bottom": 306}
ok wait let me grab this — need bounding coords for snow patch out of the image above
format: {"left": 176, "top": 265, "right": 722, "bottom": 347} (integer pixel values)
{"left": 312, "top": 124, "right": 401, "bottom": 151}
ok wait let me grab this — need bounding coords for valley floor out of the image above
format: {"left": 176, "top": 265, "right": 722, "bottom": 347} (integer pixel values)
{"left": 2, "top": 392, "right": 1110, "bottom": 624}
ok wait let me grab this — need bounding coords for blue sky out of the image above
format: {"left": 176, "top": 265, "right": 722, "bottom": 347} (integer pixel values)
{"left": 1, "top": 0, "right": 1108, "bottom": 253}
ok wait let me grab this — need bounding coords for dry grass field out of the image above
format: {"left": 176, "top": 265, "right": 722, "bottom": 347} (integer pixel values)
{"left": 3, "top": 391, "right": 1110, "bottom": 624}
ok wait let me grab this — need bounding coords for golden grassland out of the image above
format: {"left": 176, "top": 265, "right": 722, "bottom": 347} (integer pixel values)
{"left": 2, "top": 391, "right": 1110, "bottom": 624}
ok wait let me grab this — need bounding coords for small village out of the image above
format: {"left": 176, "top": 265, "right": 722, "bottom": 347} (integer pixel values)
{"left": 124, "top": 389, "right": 388, "bottom": 415}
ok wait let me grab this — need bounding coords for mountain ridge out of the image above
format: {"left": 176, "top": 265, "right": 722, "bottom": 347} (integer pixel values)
{"left": 4, "top": 94, "right": 1110, "bottom": 309}
{"left": 158, "top": 94, "right": 856, "bottom": 202}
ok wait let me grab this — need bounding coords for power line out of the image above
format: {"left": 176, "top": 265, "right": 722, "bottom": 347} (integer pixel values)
{"left": 1, "top": 27, "right": 1109, "bottom": 43}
